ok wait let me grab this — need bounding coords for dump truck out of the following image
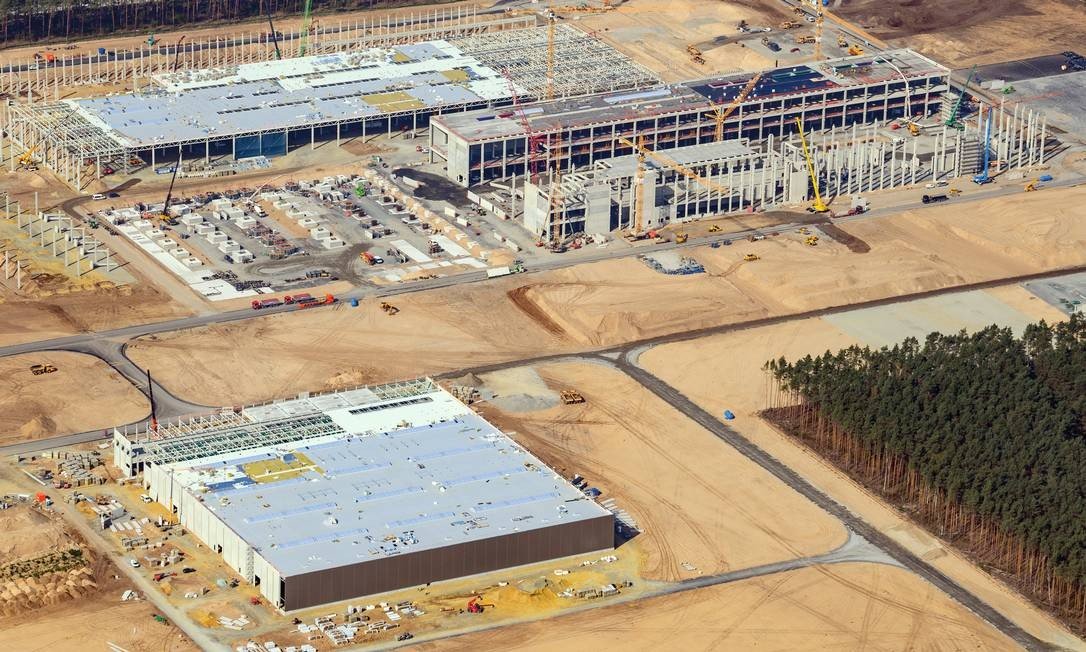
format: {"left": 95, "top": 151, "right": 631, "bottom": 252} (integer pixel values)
{"left": 360, "top": 251, "right": 376, "bottom": 266}
{"left": 30, "top": 364, "right": 58, "bottom": 375}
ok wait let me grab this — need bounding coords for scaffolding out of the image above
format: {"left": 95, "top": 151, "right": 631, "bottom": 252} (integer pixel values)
{"left": 0, "top": 6, "right": 531, "bottom": 99}
{"left": 449, "top": 24, "right": 657, "bottom": 101}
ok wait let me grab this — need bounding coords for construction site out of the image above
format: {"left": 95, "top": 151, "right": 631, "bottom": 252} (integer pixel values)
{"left": 0, "top": 0, "right": 1085, "bottom": 650}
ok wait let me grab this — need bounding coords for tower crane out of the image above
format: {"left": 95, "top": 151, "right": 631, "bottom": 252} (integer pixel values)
{"left": 794, "top": 117, "right": 828, "bottom": 212}
{"left": 298, "top": 0, "right": 315, "bottom": 57}
{"left": 809, "top": 0, "right": 825, "bottom": 60}
{"left": 545, "top": 16, "right": 557, "bottom": 101}
{"left": 707, "top": 72, "right": 763, "bottom": 142}
{"left": 617, "top": 136, "right": 731, "bottom": 239}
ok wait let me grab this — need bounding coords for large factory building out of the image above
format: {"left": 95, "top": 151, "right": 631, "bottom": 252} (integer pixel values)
{"left": 430, "top": 49, "right": 949, "bottom": 187}
{"left": 113, "top": 379, "right": 613, "bottom": 611}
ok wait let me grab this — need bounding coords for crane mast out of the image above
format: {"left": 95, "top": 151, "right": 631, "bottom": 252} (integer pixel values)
{"left": 794, "top": 117, "right": 828, "bottom": 212}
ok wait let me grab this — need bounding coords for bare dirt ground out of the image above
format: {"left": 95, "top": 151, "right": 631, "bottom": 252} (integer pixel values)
{"left": 0, "top": 352, "right": 148, "bottom": 444}
{"left": 424, "top": 562, "right": 1015, "bottom": 651}
{"left": 0, "top": 504, "right": 196, "bottom": 651}
{"left": 833, "top": 0, "right": 1086, "bottom": 67}
{"left": 639, "top": 289, "right": 1084, "bottom": 649}
{"left": 473, "top": 361, "right": 845, "bottom": 581}
{"left": 572, "top": 0, "right": 784, "bottom": 82}
{"left": 127, "top": 185, "right": 1086, "bottom": 406}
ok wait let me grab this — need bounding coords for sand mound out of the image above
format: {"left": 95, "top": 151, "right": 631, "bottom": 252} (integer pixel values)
{"left": 19, "top": 414, "right": 56, "bottom": 439}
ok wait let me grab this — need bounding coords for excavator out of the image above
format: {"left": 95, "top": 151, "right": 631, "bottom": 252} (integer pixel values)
{"left": 30, "top": 363, "right": 58, "bottom": 375}
{"left": 466, "top": 596, "right": 494, "bottom": 613}
{"left": 380, "top": 301, "right": 399, "bottom": 316}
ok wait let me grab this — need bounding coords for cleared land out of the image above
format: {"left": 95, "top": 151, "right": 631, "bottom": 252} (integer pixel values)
{"left": 0, "top": 351, "right": 148, "bottom": 444}
{"left": 572, "top": 0, "right": 784, "bottom": 82}
{"left": 473, "top": 361, "right": 846, "bottom": 581}
{"left": 834, "top": 0, "right": 1086, "bottom": 68}
{"left": 424, "top": 562, "right": 1015, "bottom": 651}
{"left": 126, "top": 185, "right": 1086, "bottom": 406}
{"left": 639, "top": 285, "right": 1084, "bottom": 649}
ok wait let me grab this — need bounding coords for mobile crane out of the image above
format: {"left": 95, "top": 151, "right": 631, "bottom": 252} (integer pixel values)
{"left": 972, "top": 105, "right": 994, "bottom": 185}
{"left": 794, "top": 117, "right": 829, "bottom": 212}
{"left": 945, "top": 65, "right": 977, "bottom": 129}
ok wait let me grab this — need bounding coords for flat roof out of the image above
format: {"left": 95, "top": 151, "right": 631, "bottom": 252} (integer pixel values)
{"left": 434, "top": 49, "right": 949, "bottom": 142}
{"left": 71, "top": 40, "right": 508, "bottom": 148}
{"left": 159, "top": 384, "right": 609, "bottom": 577}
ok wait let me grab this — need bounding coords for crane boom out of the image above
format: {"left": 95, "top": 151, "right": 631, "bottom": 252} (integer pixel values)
{"left": 709, "top": 72, "right": 763, "bottom": 141}
{"left": 945, "top": 65, "right": 977, "bottom": 129}
{"left": 794, "top": 117, "right": 828, "bottom": 212}
{"left": 618, "top": 137, "right": 731, "bottom": 195}
{"left": 299, "top": 0, "right": 314, "bottom": 57}
{"left": 267, "top": 12, "right": 282, "bottom": 60}
{"left": 545, "top": 17, "right": 557, "bottom": 101}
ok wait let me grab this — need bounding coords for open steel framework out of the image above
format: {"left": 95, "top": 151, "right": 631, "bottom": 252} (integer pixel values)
{"left": 6, "top": 24, "right": 657, "bottom": 189}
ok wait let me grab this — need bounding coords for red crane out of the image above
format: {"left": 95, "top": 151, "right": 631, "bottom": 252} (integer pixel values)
{"left": 500, "top": 70, "right": 546, "bottom": 183}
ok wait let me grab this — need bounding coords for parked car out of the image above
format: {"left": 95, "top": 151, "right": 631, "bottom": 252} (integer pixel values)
{"left": 91, "top": 193, "right": 106, "bottom": 200}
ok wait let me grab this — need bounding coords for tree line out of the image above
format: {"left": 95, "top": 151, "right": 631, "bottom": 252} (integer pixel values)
{"left": 763, "top": 315, "right": 1086, "bottom": 631}
{"left": 0, "top": 0, "right": 439, "bottom": 45}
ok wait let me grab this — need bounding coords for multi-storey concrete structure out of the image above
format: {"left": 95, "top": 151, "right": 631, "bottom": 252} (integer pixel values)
{"left": 431, "top": 49, "right": 950, "bottom": 187}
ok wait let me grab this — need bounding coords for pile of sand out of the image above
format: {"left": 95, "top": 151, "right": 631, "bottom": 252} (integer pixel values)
{"left": 18, "top": 414, "right": 56, "bottom": 439}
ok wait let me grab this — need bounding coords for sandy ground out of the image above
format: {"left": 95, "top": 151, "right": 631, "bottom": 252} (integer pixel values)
{"left": 473, "top": 361, "right": 845, "bottom": 581}
{"left": 834, "top": 0, "right": 1086, "bottom": 68}
{"left": 572, "top": 0, "right": 783, "bottom": 82}
{"left": 639, "top": 286, "right": 1084, "bottom": 649}
{"left": 0, "top": 573, "right": 198, "bottom": 652}
{"left": 0, "top": 352, "right": 148, "bottom": 444}
{"left": 425, "top": 562, "right": 1015, "bottom": 651}
{"left": 126, "top": 184, "right": 1086, "bottom": 406}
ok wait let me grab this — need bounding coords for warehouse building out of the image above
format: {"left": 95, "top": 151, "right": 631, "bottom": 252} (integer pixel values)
{"left": 113, "top": 379, "right": 613, "bottom": 611}
{"left": 430, "top": 49, "right": 950, "bottom": 187}
{"left": 8, "top": 24, "right": 656, "bottom": 188}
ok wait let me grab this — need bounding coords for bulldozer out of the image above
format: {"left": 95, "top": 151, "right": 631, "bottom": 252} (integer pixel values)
{"left": 743, "top": 253, "right": 760, "bottom": 262}
{"left": 380, "top": 301, "right": 399, "bottom": 316}
{"left": 30, "top": 364, "right": 58, "bottom": 375}
{"left": 707, "top": 224, "right": 721, "bottom": 233}
{"left": 848, "top": 44, "right": 865, "bottom": 56}
{"left": 560, "top": 390, "right": 586, "bottom": 405}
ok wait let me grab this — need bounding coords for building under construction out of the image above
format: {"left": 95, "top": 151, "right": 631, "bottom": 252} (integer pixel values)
{"left": 430, "top": 49, "right": 950, "bottom": 187}
{"left": 113, "top": 379, "right": 613, "bottom": 611}
{"left": 6, "top": 24, "right": 656, "bottom": 188}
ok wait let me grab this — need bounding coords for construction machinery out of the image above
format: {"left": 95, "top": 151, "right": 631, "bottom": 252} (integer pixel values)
{"left": 836, "top": 34, "right": 848, "bottom": 48}
{"left": 809, "top": 0, "right": 824, "bottom": 59}
{"left": 805, "top": 235, "right": 820, "bottom": 246}
{"left": 17, "top": 145, "right": 38, "bottom": 170}
{"left": 795, "top": 35, "right": 816, "bottom": 44}
{"left": 267, "top": 11, "right": 283, "bottom": 60}
{"left": 380, "top": 301, "right": 399, "bottom": 316}
{"left": 708, "top": 224, "right": 722, "bottom": 233}
{"left": 560, "top": 390, "right": 586, "bottom": 405}
{"left": 707, "top": 72, "right": 763, "bottom": 142}
{"left": 794, "top": 117, "right": 829, "bottom": 212}
{"left": 972, "top": 105, "right": 994, "bottom": 185}
{"left": 30, "top": 364, "right": 57, "bottom": 375}
{"left": 617, "top": 136, "right": 731, "bottom": 239}
{"left": 156, "top": 150, "right": 183, "bottom": 225}
{"left": 780, "top": 20, "right": 801, "bottom": 29}
{"left": 945, "top": 65, "right": 977, "bottom": 129}
{"left": 743, "top": 253, "right": 760, "bottom": 262}
{"left": 147, "top": 34, "right": 157, "bottom": 47}
{"left": 171, "top": 35, "right": 187, "bottom": 72}
{"left": 847, "top": 44, "right": 865, "bottom": 56}
{"left": 298, "top": 0, "right": 315, "bottom": 57}
{"left": 545, "top": 16, "right": 557, "bottom": 100}
{"left": 675, "top": 231, "right": 688, "bottom": 244}
{"left": 1024, "top": 180, "right": 1038, "bottom": 192}
{"left": 906, "top": 121, "right": 920, "bottom": 136}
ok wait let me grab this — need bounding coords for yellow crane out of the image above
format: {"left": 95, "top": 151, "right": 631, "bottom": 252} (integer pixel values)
{"left": 707, "top": 72, "right": 763, "bottom": 142}
{"left": 794, "top": 117, "right": 828, "bottom": 213}
{"left": 545, "top": 16, "right": 557, "bottom": 101}
{"left": 617, "top": 136, "right": 731, "bottom": 238}
{"left": 809, "top": 0, "right": 825, "bottom": 60}
{"left": 17, "top": 145, "right": 38, "bottom": 169}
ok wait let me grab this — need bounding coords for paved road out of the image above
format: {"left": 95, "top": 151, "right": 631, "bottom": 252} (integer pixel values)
{"left": 609, "top": 353, "right": 1047, "bottom": 651}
